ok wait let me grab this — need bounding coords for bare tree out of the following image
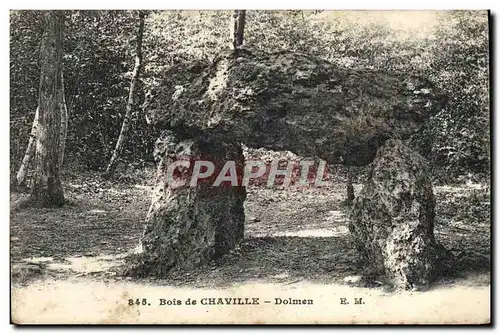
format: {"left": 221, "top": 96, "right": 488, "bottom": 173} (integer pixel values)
{"left": 105, "top": 11, "right": 146, "bottom": 176}
{"left": 30, "top": 10, "right": 67, "bottom": 207}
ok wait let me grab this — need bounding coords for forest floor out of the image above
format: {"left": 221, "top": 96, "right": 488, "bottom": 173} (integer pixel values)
{"left": 9, "top": 169, "right": 491, "bottom": 324}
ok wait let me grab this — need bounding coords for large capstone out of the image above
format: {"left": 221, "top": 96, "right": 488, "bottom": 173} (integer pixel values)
{"left": 125, "top": 131, "right": 246, "bottom": 277}
{"left": 349, "top": 139, "right": 452, "bottom": 290}
{"left": 144, "top": 50, "right": 447, "bottom": 166}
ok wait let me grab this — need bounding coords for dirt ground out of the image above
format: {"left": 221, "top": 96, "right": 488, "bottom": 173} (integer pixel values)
{"left": 10, "top": 170, "right": 491, "bottom": 324}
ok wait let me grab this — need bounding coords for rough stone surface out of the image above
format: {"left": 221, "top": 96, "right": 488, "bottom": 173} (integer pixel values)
{"left": 144, "top": 50, "right": 447, "bottom": 166}
{"left": 126, "top": 131, "right": 246, "bottom": 277}
{"left": 349, "top": 139, "right": 452, "bottom": 290}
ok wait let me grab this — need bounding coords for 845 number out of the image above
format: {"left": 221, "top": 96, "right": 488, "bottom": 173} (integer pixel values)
{"left": 128, "top": 298, "right": 149, "bottom": 306}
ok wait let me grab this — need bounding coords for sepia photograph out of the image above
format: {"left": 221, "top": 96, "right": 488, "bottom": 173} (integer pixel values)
{"left": 8, "top": 7, "right": 491, "bottom": 325}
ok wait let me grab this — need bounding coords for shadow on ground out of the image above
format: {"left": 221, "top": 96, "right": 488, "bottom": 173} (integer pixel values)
{"left": 10, "top": 178, "right": 491, "bottom": 290}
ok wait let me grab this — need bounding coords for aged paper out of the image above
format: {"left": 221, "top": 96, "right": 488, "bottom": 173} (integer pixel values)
{"left": 10, "top": 9, "right": 491, "bottom": 325}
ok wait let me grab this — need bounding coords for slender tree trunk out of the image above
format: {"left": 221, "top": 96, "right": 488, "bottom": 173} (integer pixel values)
{"left": 16, "top": 107, "right": 38, "bottom": 187}
{"left": 346, "top": 167, "right": 355, "bottom": 205}
{"left": 105, "top": 11, "right": 145, "bottom": 176}
{"left": 30, "top": 10, "right": 66, "bottom": 207}
{"left": 232, "top": 10, "right": 246, "bottom": 49}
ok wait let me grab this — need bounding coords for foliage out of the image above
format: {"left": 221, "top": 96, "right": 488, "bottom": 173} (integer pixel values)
{"left": 10, "top": 11, "right": 43, "bottom": 170}
{"left": 10, "top": 10, "right": 490, "bottom": 180}
{"left": 10, "top": 10, "right": 151, "bottom": 172}
{"left": 422, "top": 12, "right": 490, "bottom": 179}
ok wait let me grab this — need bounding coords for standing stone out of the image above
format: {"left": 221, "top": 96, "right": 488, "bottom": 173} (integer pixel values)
{"left": 349, "top": 139, "right": 452, "bottom": 290}
{"left": 125, "top": 131, "right": 245, "bottom": 277}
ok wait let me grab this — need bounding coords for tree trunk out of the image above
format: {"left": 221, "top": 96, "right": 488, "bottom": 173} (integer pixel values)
{"left": 16, "top": 76, "right": 67, "bottom": 187}
{"left": 30, "top": 10, "right": 66, "bottom": 207}
{"left": 16, "top": 107, "right": 38, "bottom": 187}
{"left": 232, "top": 10, "right": 246, "bottom": 49}
{"left": 346, "top": 166, "right": 354, "bottom": 205}
{"left": 346, "top": 167, "right": 355, "bottom": 205}
{"left": 105, "top": 11, "right": 145, "bottom": 176}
